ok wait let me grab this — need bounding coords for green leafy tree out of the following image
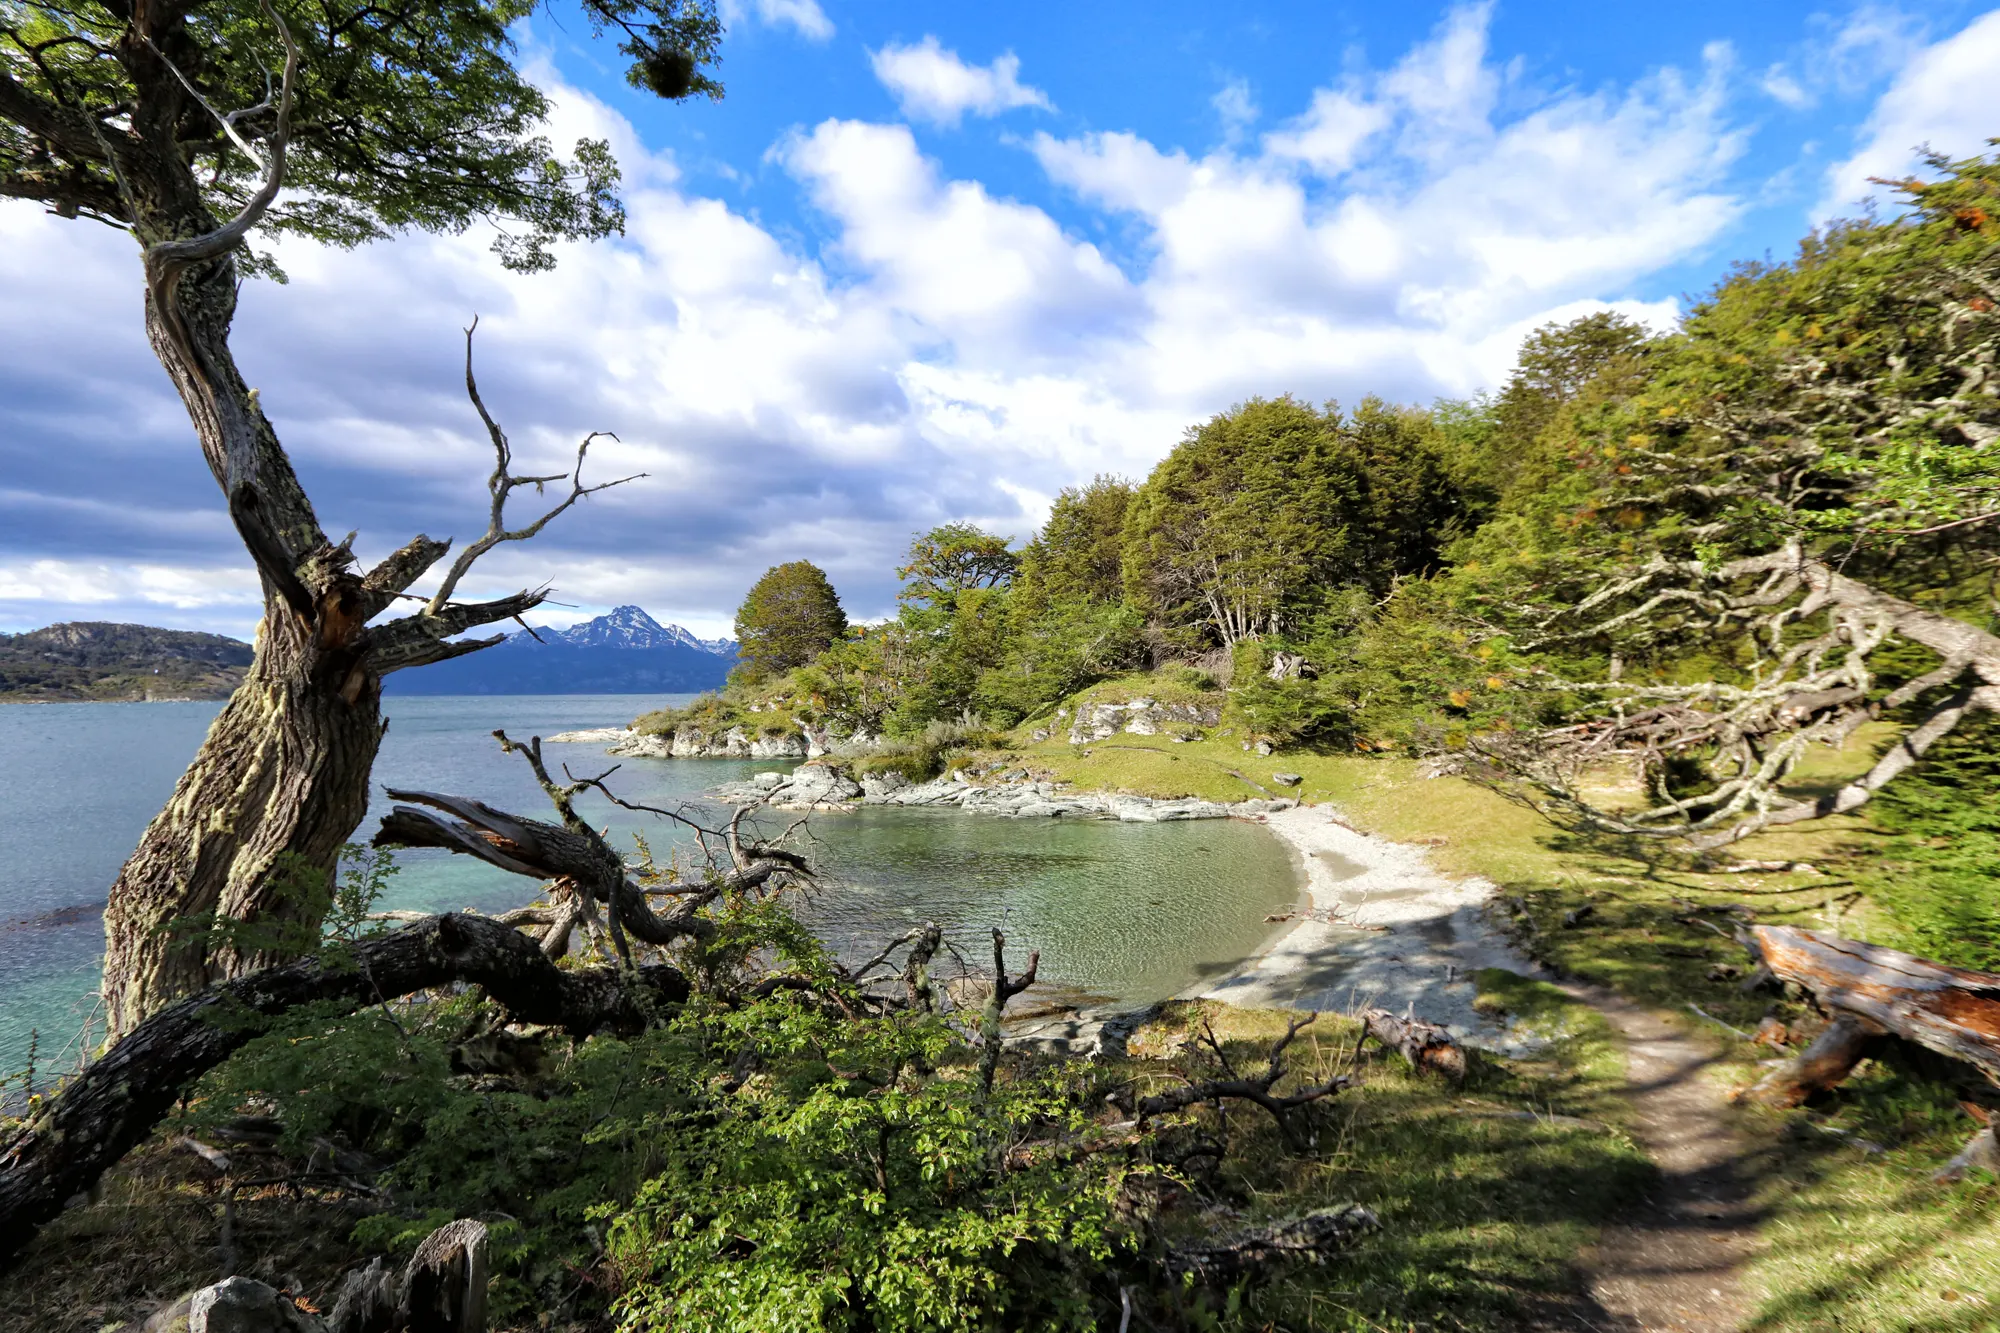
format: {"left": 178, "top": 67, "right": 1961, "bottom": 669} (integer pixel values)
{"left": 1122, "top": 396, "right": 1462, "bottom": 649}
{"left": 0, "top": 0, "right": 724, "bottom": 1034}
{"left": 1472, "top": 151, "right": 2000, "bottom": 846}
{"left": 735, "top": 561, "right": 848, "bottom": 680}
{"left": 1015, "top": 477, "right": 1133, "bottom": 609}
{"left": 897, "top": 523, "right": 1018, "bottom": 610}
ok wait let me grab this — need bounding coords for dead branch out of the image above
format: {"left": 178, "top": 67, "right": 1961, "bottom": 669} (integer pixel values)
{"left": 1164, "top": 1204, "right": 1379, "bottom": 1282}
{"left": 0, "top": 914, "right": 689, "bottom": 1269}
{"left": 979, "top": 929, "right": 1040, "bottom": 1096}
{"left": 423, "top": 320, "right": 643, "bottom": 614}
{"left": 1734, "top": 926, "right": 2000, "bottom": 1108}
{"left": 1121, "top": 1015, "right": 1350, "bottom": 1147}
{"left": 1489, "top": 543, "right": 2000, "bottom": 848}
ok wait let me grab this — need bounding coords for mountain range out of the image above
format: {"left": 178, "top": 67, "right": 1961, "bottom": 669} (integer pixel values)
{"left": 0, "top": 607, "right": 735, "bottom": 702}
{"left": 385, "top": 605, "right": 737, "bottom": 696}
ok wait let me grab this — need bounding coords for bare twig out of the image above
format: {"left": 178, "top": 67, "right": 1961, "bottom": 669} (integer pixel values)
{"left": 424, "top": 319, "right": 645, "bottom": 614}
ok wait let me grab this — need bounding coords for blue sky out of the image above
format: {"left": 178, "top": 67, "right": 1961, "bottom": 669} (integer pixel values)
{"left": 3, "top": 0, "right": 1999, "bottom": 640}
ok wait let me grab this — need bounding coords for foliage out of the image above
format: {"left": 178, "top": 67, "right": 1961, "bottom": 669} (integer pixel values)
{"left": 178, "top": 877, "right": 1153, "bottom": 1330}
{"left": 1014, "top": 477, "right": 1134, "bottom": 610}
{"left": 1860, "top": 712, "right": 2000, "bottom": 970}
{"left": 897, "top": 524, "right": 1020, "bottom": 610}
{"left": 0, "top": 0, "right": 722, "bottom": 271}
{"left": 735, "top": 561, "right": 849, "bottom": 682}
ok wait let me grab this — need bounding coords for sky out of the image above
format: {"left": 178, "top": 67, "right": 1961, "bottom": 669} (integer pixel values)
{"left": 4, "top": 0, "right": 2000, "bottom": 641}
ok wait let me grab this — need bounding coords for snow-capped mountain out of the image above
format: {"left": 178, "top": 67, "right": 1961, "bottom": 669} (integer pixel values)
{"left": 388, "top": 605, "right": 737, "bottom": 696}
{"left": 514, "top": 605, "right": 736, "bottom": 655}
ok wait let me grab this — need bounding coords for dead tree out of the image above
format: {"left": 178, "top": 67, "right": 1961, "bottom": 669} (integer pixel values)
{"left": 1737, "top": 926, "right": 2000, "bottom": 1101}
{"left": 1477, "top": 173, "right": 1999, "bottom": 849}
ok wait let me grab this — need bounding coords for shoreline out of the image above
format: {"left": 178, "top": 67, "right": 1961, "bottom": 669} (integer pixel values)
{"left": 558, "top": 734, "right": 1545, "bottom": 1050}
{"left": 1203, "top": 804, "right": 1545, "bottom": 1051}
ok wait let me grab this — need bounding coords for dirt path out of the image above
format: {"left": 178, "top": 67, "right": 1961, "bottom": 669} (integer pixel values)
{"left": 1569, "top": 984, "right": 1763, "bottom": 1333}
{"left": 1226, "top": 807, "right": 1769, "bottom": 1332}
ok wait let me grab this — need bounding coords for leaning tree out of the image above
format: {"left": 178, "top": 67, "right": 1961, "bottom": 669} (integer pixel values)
{"left": 1, "top": 0, "right": 724, "bottom": 1036}
{"left": 1484, "top": 152, "right": 2000, "bottom": 847}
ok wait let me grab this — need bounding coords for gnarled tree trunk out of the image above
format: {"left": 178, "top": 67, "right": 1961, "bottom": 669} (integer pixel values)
{"left": 99, "top": 110, "right": 610, "bottom": 1036}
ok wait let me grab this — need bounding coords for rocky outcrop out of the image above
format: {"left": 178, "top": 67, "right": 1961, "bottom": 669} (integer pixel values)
{"left": 608, "top": 725, "right": 810, "bottom": 760}
{"left": 712, "top": 766, "right": 1295, "bottom": 822}
{"left": 1064, "top": 696, "right": 1221, "bottom": 744}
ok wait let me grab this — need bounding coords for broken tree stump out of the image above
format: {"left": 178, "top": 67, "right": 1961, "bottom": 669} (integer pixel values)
{"left": 1737, "top": 926, "right": 2000, "bottom": 1106}
{"left": 1359, "top": 1009, "right": 1466, "bottom": 1082}
{"left": 1739, "top": 1015, "right": 1884, "bottom": 1108}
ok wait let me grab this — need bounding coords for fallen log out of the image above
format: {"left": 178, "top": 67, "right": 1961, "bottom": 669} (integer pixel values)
{"left": 1737, "top": 925, "right": 2000, "bottom": 1106}
{"left": 1738, "top": 1015, "right": 1883, "bottom": 1108}
{"left": 1360, "top": 1008, "right": 1466, "bottom": 1082}
{"left": 1165, "top": 1204, "right": 1379, "bottom": 1281}
{"left": 0, "top": 914, "right": 688, "bottom": 1272}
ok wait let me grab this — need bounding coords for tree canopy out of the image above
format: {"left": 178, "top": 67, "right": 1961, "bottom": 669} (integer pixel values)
{"left": 735, "top": 560, "right": 848, "bottom": 680}
{"left": 1, "top": 0, "right": 721, "bottom": 268}
{"left": 1122, "top": 395, "right": 1461, "bottom": 649}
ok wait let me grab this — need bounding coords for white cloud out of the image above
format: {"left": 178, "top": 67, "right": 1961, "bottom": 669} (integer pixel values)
{"left": 1, "top": 5, "right": 1760, "bottom": 635}
{"left": 719, "top": 0, "right": 832, "bottom": 42}
{"left": 1212, "top": 78, "right": 1259, "bottom": 144}
{"left": 1760, "top": 64, "right": 1812, "bottom": 110}
{"left": 869, "top": 37, "right": 1053, "bottom": 127}
{"left": 1821, "top": 10, "right": 2000, "bottom": 216}
{"left": 1263, "top": 87, "right": 1388, "bottom": 175}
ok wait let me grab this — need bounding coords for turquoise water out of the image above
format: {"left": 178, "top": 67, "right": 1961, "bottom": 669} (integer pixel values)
{"left": 0, "top": 696, "right": 1299, "bottom": 1072}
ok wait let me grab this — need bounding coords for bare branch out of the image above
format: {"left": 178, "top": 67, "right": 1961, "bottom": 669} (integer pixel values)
{"left": 423, "top": 319, "right": 644, "bottom": 614}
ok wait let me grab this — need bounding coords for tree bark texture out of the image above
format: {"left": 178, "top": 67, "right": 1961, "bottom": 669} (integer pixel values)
{"left": 1739, "top": 925, "right": 2000, "bottom": 1104}
{"left": 1739, "top": 1015, "right": 1883, "bottom": 1108}
{"left": 0, "top": 913, "right": 688, "bottom": 1270}
{"left": 1360, "top": 1008, "right": 1467, "bottom": 1082}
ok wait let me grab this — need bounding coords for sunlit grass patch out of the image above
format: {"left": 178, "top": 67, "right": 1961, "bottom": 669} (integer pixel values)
{"left": 1126, "top": 1000, "right": 1650, "bottom": 1331}
{"left": 1743, "top": 1049, "right": 2000, "bottom": 1333}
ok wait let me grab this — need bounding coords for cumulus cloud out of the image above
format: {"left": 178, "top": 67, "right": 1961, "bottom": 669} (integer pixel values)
{"left": 1821, "top": 9, "right": 2000, "bottom": 216}
{"left": 719, "top": 0, "right": 832, "bottom": 42}
{"left": 0, "top": 4, "right": 1767, "bottom": 637}
{"left": 869, "top": 37, "right": 1053, "bottom": 127}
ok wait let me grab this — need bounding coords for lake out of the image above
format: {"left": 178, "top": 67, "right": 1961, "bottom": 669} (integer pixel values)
{"left": 0, "top": 695, "right": 1300, "bottom": 1074}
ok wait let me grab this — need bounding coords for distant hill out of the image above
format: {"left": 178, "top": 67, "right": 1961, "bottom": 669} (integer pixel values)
{"left": 0, "top": 621, "right": 253, "bottom": 702}
{"left": 385, "top": 605, "right": 737, "bottom": 696}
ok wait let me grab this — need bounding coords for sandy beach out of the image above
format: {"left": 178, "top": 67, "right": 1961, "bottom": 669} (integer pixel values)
{"left": 1198, "top": 803, "right": 1546, "bottom": 1052}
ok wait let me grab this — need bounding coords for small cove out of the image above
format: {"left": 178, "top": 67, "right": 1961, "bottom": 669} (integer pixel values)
{"left": 0, "top": 696, "right": 1299, "bottom": 1071}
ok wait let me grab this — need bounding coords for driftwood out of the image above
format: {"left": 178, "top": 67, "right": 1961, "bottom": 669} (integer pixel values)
{"left": 1360, "top": 1008, "right": 1466, "bottom": 1082}
{"left": 1165, "top": 1204, "right": 1380, "bottom": 1280}
{"left": 0, "top": 915, "right": 688, "bottom": 1271}
{"left": 1737, "top": 926, "right": 2000, "bottom": 1106}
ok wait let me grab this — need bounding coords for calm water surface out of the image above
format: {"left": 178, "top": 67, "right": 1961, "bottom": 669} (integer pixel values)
{"left": 0, "top": 696, "right": 1299, "bottom": 1071}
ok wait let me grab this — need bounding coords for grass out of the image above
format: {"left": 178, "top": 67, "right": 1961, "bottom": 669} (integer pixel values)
{"left": 1120, "top": 998, "right": 1650, "bottom": 1331}
{"left": 988, "top": 707, "right": 1999, "bottom": 1331}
